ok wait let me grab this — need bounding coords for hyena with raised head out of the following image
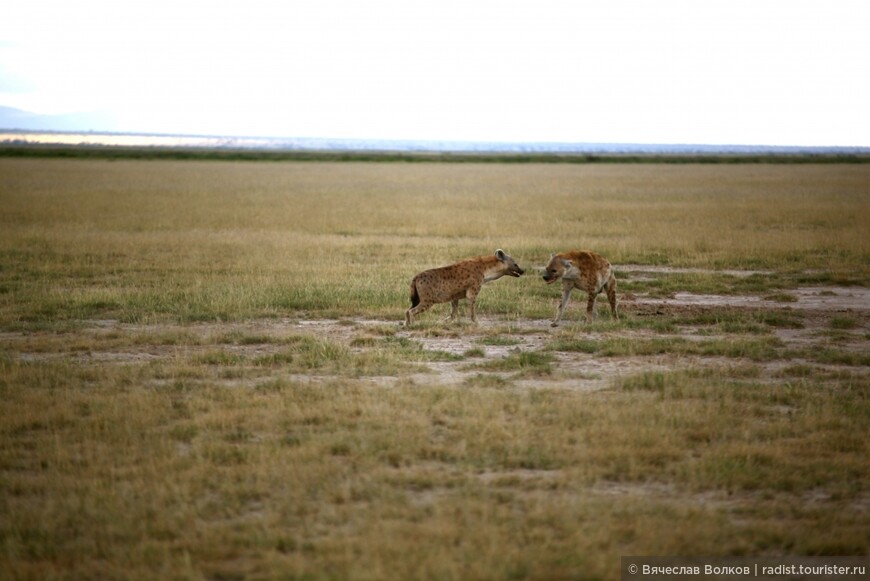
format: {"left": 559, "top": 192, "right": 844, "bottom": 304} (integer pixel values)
{"left": 405, "top": 249, "right": 525, "bottom": 327}
{"left": 543, "top": 250, "right": 617, "bottom": 326}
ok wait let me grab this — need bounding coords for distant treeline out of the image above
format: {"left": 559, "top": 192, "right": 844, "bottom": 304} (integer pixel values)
{"left": 1, "top": 144, "right": 868, "bottom": 164}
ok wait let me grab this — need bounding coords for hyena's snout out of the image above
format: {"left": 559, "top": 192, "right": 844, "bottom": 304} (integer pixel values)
{"left": 495, "top": 249, "right": 524, "bottom": 278}
{"left": 541, "top": 255, "right": 568, "bottom": 284}
{"left": 542, "top": 269, "right": 561, "bottom": 284}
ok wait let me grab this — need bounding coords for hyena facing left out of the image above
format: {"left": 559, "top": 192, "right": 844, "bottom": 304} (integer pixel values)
{"left": 543, "top": 250, "right": 618, "bottom": 327}
{"left": 405, "top": 249, "right": 525, "bottom": 327}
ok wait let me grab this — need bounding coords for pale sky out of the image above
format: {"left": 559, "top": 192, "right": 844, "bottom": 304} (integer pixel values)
{"left": 2, "top": 0, "right": 868, "bottom": 145}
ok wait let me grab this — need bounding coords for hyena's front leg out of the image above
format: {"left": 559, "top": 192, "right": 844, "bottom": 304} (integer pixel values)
{"left": 552, "top": 282, "right": 574, "bottom": 327}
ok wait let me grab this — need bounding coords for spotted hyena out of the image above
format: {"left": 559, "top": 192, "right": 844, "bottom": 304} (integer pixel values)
{"left": 405, "top": 249, "right": 525, "bottom": 326}
{"left": 543, "top": 250, "right": 618, "bottom": 326}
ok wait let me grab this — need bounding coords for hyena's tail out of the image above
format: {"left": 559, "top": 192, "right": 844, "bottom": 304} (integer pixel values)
{"left": 410, "top": 279, "right": 420, "bottom": 308}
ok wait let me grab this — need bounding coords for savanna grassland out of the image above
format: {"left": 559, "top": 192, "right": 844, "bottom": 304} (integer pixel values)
{"left": 1, "top": 157, "right": 868, "bottom": 580}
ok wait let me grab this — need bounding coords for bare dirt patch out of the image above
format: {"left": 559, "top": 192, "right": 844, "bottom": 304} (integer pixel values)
{"left": 632, "top": 286, "right": 870, "bottom": 312}
{"left": 618, "top": 264, "right": 774, "bottom": 278}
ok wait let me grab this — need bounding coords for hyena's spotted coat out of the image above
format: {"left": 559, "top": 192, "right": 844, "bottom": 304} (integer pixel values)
{"left": 405, "top": 249, "right": 524, "bottom": 326}
{"left": 543, "top": 250, "right": 617, "bottom": 326}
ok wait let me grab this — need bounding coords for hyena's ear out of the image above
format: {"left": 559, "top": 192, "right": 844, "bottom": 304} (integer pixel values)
{"left": 495, "top": 249, "right": 506, "bottom": 261}
{"left": 561, "top": 259, "right": 574, "bottom": 268}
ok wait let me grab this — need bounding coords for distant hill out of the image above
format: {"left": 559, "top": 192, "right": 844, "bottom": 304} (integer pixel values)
{"left": 0, "top": 106, "right": 115, "bottom": 132}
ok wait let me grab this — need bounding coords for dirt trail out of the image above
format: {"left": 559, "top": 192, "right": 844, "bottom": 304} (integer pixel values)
{"left": 3, "top": 278, "right": 867, "bottom": 391}
{"left": 399, "top": 279, "right": 867, "bottom": 390}
{"left": 633, "top": 286, "right": 870, "bottom": 312}
{"left": 271, "top": 282, "right": 867, "bottom": 390}
{"left": 618, "top": 264, "right": 774, "bottom": 278}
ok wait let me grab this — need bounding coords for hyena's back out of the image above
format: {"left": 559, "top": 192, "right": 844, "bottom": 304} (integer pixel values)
{"left": 412, "top": 261, "right": 485, "bottom": 304}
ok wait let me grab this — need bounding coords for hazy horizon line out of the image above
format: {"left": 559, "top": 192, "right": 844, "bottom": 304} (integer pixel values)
{"left": 3, "top": 129, "right": 869, "bottom": 153}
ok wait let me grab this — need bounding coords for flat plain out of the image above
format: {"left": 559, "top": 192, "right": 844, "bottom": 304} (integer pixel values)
{"left": 1, "top": 158, "right": 868, "bottom": 579}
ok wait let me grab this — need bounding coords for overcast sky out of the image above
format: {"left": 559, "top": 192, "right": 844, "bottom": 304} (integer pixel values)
{"left": 2, "top": 0, "right": 868, "bottom": 145}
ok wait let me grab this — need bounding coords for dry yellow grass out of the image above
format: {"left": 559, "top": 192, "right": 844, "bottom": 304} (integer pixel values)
{"left": 1, "top": 158, "right": 868, "bottom": 579}
{"left": 2, "top": 158, "right": 868, "bottom": 326}
{"left": 2, "top": 353, "right": 867, "bottom": 578}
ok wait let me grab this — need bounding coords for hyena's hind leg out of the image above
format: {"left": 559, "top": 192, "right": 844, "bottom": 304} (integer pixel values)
{"left": 405, "top": 301, "right": 433, "bottom": 327}
{"left": 405, "top": 280, "right": 432, "bottom": 327}
{"left": 442, "top": 299, "right": 460, "bottom": 322}
{"left": 606, "top": 274, "right": 618, "bottom": 320}
{"left": 585, "top": 286, "right": 598, "bottom": 323}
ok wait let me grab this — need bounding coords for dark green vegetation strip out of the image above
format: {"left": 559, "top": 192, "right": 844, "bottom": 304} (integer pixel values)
{"left": 2, "top": 145, "right": 869, "bottom": 163}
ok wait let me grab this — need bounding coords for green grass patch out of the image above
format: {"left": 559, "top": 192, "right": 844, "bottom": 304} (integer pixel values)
{"left": 830, "top": 316, "right": 860, "bottom": 330}
{"left": 547, "top": 336, "right": 784, "bottom": 361}
{"left": 476, "top": 335, "right": 523, "bottom": 346}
